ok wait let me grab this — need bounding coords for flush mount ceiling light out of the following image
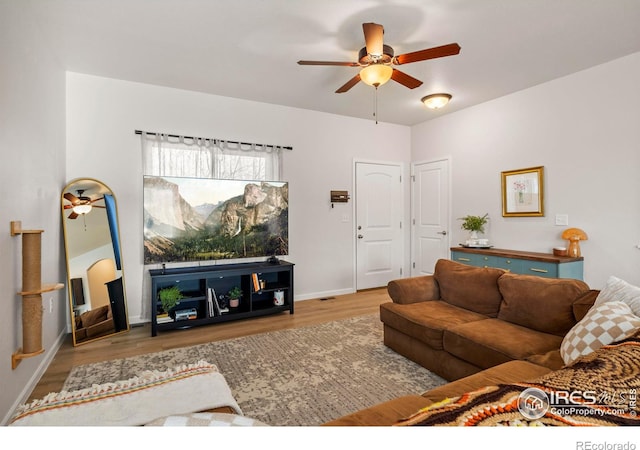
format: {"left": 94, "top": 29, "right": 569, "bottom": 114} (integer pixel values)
{"left": 421, "top": 93, "right": 452, "bottom": 109}
{"left": 359, "top": 63, "right": 393, "bottom": 87}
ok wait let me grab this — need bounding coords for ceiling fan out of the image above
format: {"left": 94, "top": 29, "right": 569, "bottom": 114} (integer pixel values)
{"left": 63, "top": 190, "right": 105, "bottom": 219}
{"left": 298, "top": 22, "right": 461, "bottom": 93}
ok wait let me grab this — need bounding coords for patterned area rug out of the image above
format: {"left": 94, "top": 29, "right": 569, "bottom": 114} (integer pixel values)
{"left": 63, "top": 314, "right": 446, "bottom": 426}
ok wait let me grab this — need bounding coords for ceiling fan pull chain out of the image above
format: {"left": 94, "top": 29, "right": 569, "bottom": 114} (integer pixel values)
{"left": 374, "top": 86, "right": 379, "bottom": 124}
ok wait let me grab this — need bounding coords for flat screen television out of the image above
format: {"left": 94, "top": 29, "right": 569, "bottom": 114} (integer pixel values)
{"left": 143, "top": 176, "right": 288, "bottom": 264}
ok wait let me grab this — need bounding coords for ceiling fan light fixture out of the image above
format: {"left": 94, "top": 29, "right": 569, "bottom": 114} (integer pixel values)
{"left": 72, "top": 204, "right": 92, "bottom": 215}
{"left": 421, "top": 93, "right": 452, "bottom": 109}
{"left": 359, "top": 64, "right": 393, "bottom": 87}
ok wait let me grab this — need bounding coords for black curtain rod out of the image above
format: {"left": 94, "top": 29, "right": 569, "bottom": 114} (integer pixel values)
{"left": 135, "top": 130, "right": 292, "bottom": 150}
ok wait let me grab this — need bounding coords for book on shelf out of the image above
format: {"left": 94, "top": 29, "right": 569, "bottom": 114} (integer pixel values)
{"left": 207, "top": 288, "right": 215, "bottom": 317}
{"left": 211, "top": 287, "right": 229, "bottom": 314}
{"left": 157, "top": 313, "right": 173, "bottom": 324}
{"left": 208, "top": 287, "right": 229, "bottom": 316}
{"left": 175, "top": 307, "right": 197, "bottom": 321}
{"left": 252, "top": 273, "right": 260, "bottom": 292}
{"left": 211, "top": 287, "right": 220, "bottom": 316}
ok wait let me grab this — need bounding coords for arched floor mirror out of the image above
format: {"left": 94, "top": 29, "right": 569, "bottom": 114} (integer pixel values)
{"left": 61, "top": 178, "right": 129, "bottom": 346}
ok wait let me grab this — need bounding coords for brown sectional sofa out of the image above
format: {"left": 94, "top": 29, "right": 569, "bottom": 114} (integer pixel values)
{"left": 327, "top": 258, "right": 600, "bottom": 426}
{"left": 325, "top": 359, "right": 552, "bottom": 426}
{"left": 381, "top": 259, "right": 597, "bottom": 381}
{"left": 74, "top": 305, "right": 116, "bottom": 342}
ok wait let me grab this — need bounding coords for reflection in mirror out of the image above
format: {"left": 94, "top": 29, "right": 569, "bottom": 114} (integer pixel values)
{"left": 61, "top": 178, "right": 129, "bottom": 346}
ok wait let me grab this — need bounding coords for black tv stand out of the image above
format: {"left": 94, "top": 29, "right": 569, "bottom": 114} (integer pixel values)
{"left": 149, "top": 260, "right": 294, "bottom": 336}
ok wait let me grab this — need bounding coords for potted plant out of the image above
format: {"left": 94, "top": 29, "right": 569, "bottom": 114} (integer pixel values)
{"left": 228, "top": 286, "right": 242, "bottom": 309}
{"left": 459, "top": 213, "right": 489, "bottom": 239}
{"left": 158, "top": 285, "right": 184, "bottom": 315}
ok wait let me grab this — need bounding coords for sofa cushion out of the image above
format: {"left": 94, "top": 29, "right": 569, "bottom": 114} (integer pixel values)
{"left": 421, "top": 360, "right": 551, "bottom": 403}
{"left": 433, "top": 259, "right": 505, "bottom": 317}
{"left": 322, "top": 395, "right": 434, "bottom": 426}
{"left": 525, "top": 349, "right": 565, "bottom": 371}
{"left": 443, "top": 318, "right": 563, "bottom": 369}
{"left": 497, "top": 273, "right": 590, "bottom": 336}
{"left": 593, "top": 275, "right": 640, "bottom": 316}
{"left": 387, "top": 275, "right": 440, "bottom": 305}
{"left": 560, "top": 301, "right": 640, "bottom": 366}
{"left": 380, "top": 301, "right": 489, "bottom": 350}
{"left": 79, "top": 305, "right": 110, "bottom": 328}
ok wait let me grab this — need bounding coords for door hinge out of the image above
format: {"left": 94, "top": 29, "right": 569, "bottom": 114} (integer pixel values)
{"left": 411, "top": 175, "right": 415, "bottom": 182}
{"left": 412, "top": 262, "right": 416, "bottom": 269}
{"left": 400, "top": 267, "right": 403, "bottom": 276}
{"left": 400, "top": 221, "right": 402, "bottom": 229}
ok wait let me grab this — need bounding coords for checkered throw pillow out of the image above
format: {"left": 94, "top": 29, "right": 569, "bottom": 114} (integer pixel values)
{"left": 560, "top": 301, "right": 640, "bottom": 366}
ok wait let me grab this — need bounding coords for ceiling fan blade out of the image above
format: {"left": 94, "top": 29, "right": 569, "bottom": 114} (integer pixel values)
{"left": 90, "top": 196, "right": 104, "bottom": 204}
{"left": 64, "top": 192, "right": 79, "bottom": 204}
{"left": 391, "top": 69, "right": 423, "bottom": 89}
{"left": 298, "top": 60, "right": 359, "bottom": 67}
{"left": 335, "top": 74, "right": 362, "bottom": 93}
{"left": 394, "top": 43, "right": 461, "bottom": 65}
{"left": 68, "top": 211, "right": 78, "bottom": 220}
{"left": 363, "top": 22, "right": 384, "bottom": 56}
{"left": 93, "top": 205, "right": 106, "bottom": 208}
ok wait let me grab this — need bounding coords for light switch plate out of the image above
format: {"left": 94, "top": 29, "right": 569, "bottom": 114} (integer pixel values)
{"left": 555, "top": 214, "right": 569, "bottom": 226}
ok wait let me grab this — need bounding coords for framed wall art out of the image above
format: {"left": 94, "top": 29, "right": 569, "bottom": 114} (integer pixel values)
{"left": 501, "top": 166, "right": 544, "bottom": 217}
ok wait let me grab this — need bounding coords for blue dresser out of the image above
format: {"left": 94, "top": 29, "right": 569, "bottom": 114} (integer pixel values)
{"left": 450, "top": 247, "right": 584, "bottom": 280}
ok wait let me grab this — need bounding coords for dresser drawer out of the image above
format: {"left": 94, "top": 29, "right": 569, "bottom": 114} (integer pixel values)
{"left": 521, "top": 260, "right": 558, "bottom": 278}
{"left": 493, "top": 256, "right": 523, "bottom": 274}
{"left": 451, "top": 251, "right": 496, "bottom": 268}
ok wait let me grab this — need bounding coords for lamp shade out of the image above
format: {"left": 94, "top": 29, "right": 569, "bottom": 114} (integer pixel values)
{"left": 421, "top": 93, "right": 452, "bottom": 109}
{"left": 360, "top": 64, "right": 393, "bottom": 87}
{"left": 72, "top": 204, "right": 92, "bottom": 215}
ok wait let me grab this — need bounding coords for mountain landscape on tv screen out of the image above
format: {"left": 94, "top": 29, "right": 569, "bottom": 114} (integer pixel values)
{"left": 143, "top": 177, "right": 288, "bottom": 264}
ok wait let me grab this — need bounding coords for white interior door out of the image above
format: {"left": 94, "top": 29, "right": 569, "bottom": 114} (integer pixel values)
{"left": 412, "top": 159, "right": 450, "bottom": 276}
{"left": 355, "top": 162, "right": 403, "bottom": 290}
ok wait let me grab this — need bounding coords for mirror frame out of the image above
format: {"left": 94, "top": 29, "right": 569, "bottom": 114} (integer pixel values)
{"left": 61, "top": 178, "right": 130, "bottom": 346}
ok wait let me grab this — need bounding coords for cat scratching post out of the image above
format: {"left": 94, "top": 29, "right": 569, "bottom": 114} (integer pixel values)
{"left": 11, "top": 221, "right": 63, "bottom": 369}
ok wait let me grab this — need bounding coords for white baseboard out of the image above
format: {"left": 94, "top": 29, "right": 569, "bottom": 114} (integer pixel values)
{"left": 294, "top": 288, "right": 355, "bottom": 302}
{"left": 2, "top": 327, "right": 67, "bottom": 425}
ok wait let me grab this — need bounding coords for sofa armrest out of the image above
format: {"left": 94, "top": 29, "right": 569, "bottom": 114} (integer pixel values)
{"left": 573, "top": 289, "right": 599, "bottom": 322}
{"left": 387, "top": 276, "right": 440, "bottom": 304}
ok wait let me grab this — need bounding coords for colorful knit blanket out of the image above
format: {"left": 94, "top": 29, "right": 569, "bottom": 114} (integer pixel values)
{"left": 395, "top": 338, "right": 640, "bottom": 426}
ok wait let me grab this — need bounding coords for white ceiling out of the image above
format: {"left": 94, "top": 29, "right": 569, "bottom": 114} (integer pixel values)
{"left": 31, "top": 0, "right": 640, "bottom": 126}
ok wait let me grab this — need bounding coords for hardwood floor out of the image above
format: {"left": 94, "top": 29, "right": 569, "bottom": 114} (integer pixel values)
{"left": 28, "top": 288, "right": 390, "bottom": 402}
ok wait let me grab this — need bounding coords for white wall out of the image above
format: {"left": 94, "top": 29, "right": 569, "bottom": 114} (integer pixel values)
{"left": 0, "top": 1, "right": 67, "bottom": 423}
{"left": 66, "top": 73, "right": 411, "bottom": 324}
{"left": 412, "top": 52, "right": 640, "bottom": 289}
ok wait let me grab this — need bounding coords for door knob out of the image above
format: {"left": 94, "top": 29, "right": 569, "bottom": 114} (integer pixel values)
{"left": 357, "top": 234, "right": 364, "bottom": 239}
{"left": 437, "top": 231, "right": 447, "bottom": 235}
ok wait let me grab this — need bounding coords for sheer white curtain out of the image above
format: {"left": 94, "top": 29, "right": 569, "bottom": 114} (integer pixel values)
{"left": 141, "top": 132, "right": 284, "bottom": 181}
